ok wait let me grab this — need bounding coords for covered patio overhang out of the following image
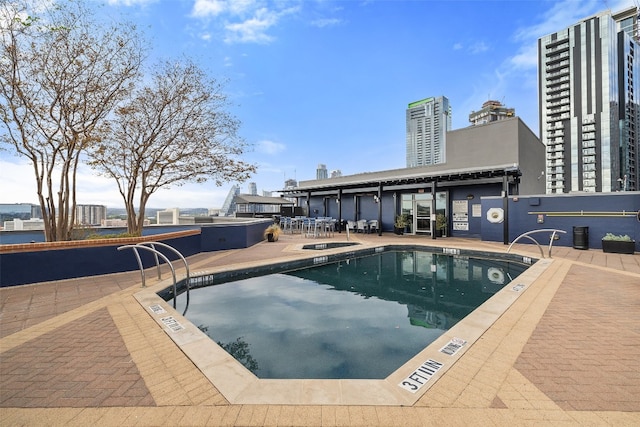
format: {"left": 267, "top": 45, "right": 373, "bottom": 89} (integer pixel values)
{"left": 282, "top": 164, "right": 522, "bottom": 239}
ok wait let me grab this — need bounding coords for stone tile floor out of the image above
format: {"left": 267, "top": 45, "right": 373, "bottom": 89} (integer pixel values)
{"left": 1, "top": 232, "right": 639, "bottom": 426}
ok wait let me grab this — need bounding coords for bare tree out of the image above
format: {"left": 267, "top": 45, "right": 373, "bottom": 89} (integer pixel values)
{"left": 88, "top": 59, "right": 256, "bottom": 235}
{"left": 0, "top": 0, "right": 144, "bottom": 241}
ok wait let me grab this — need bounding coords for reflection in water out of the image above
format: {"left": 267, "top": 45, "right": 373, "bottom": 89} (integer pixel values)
{"left": 177, "top": 251, "right": 528, "bottom": 380}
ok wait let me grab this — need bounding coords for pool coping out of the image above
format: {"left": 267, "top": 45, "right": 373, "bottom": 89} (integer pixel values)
{"left": 133, "top": 242, "right": 553, "bottom": 406}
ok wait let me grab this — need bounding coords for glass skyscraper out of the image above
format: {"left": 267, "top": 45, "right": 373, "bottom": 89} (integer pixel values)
{"left": 406, "top": 96, "right": 451, "bottom": 167}
{"left": 538, "top": 7, "right": 639, "bottom": 193}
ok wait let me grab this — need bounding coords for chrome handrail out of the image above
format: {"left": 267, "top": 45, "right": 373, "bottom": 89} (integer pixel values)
{"left": 507, "top": 229, "right": 567, "bottom": 258}
{"left": 117, "top": 242, "right": 190, "bottom": 314}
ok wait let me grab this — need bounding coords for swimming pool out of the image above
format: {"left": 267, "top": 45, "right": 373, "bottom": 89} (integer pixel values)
{"left": 169, "top": 247, "right": 531, "bottom": 380}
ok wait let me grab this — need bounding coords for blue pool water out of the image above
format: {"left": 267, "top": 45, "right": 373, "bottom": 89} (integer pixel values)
{"left": 173, "top": 249, "right": 530, "bottom": 379}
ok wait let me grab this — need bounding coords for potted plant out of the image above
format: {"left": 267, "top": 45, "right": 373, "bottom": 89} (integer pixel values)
{"left": 394, "top": 214, "right": 409, "bottom": 235}
{"left": 601, "top": 233, "right": 635, "bottom": 254}
{"left": 435, "top": 213, "right": 448, "bottom": 237}
{"left": 264, "top": 224, "right": 282, "bottom": 242}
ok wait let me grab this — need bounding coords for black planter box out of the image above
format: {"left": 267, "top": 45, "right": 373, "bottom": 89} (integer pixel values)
{"left": 602, "top": 240, "right": 635, "bottom": 254}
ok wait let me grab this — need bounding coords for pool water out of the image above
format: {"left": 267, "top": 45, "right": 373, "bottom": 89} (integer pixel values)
{"left": 174, "top": 250, "right": 529, "bottom": 379}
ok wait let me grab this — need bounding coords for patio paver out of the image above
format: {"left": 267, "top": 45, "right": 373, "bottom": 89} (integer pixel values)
{"left": 1, "top": 233, "right": 639, "bottom": 426}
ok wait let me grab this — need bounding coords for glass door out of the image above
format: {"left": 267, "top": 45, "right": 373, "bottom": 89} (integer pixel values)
{"left": 414, "top": 197, "right": 432, "bottom": 234}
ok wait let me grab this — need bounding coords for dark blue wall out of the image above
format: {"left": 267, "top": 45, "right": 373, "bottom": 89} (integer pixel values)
{"left": 200, "top": 222, "right": 268, "bottom": 251}
{"left": 0, "top": 225, "right": 203, "bottom": 245}
{"left": 481, "top": 192, "right": 640, "bottom": 251}
{"left": 1, "top": 220, "right": 271, "bottom": 287}
{"left": 448, "top": 183, "right": 502, "bottom": 238}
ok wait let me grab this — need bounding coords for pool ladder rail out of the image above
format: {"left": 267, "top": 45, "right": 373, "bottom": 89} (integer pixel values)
{"left": 507, "top": 228, "right": 567, "bottom": 258}
{"left": 117, "top": 241, "right": 190, "bottom": 314}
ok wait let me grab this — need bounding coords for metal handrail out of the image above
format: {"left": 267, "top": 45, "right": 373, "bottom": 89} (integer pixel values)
{"left": 140, "top": 241, "right": 190, "bottom": 286}
{"left": 507, "top": 229, "right": 567, "bottom": 258}
{"left": 117, "top": 242, "right": 190, "bottom": 314}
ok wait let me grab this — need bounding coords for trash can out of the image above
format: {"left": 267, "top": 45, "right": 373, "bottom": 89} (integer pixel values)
{"left": 573, "top": 226, "right": 589, "bottom": 250}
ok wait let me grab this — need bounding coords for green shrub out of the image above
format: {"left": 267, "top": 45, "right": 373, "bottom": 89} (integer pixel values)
{"left": 602, "top": 233, "right": 633, "bottom": 241}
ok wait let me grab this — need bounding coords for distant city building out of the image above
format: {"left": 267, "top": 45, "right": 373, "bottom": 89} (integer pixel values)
{"left": 220, "top": 185, "right": 240, "bottom": 216}
{"left": 262, "top": 190, "right": 273, "bottom": 197}
{"left": 101, "top": 218, "right": 150, "bottom": 227}
{"left": 157, "top": 208, "right": 180, "bottom": 225}
{"left": 330, "top": 170, "right": 342, "bottom": 178}
{"left": 233, "top": 194, "right": 294, "bottom": 216}
{"left": 538, "top": 6, "right": 640, "bottom": 192}
{"left": 468, "top": 100, "right": 515, "bottom": 125}
{"left": 0, "top": 203, "right": 41, "bottom": 223}
{"left": 75, "top": 204, "right": 107, "bottom": 226}
{"left": 284, "top": 178, "right": 298, "bottom": 189}
{"left": 316, "top": 164, "right": 328, "bottom": 180}
{"left": 406, "top": 96, "right": 451, "bottom": 167}
{"left": 248, "top": 182, "right": 257, "bottom": 195}
{"left": 3, "top": 218, "right": 45, "bottom": 231}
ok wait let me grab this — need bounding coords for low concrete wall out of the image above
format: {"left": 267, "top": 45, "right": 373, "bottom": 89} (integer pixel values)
{"left": 481, "top": 192, "right": 640, "bottom": 251}
{"left": 0, "top": 219, "right": 272, "bottom": 287}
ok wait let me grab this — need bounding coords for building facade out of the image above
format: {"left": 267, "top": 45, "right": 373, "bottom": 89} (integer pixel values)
{"left": 469, "top": 100, "right": 515, "bottom": 125}
{"left": 406, "top": 96, "right": 451, "bottom": 167}
{"left": 538, "top": 6, "right": 640, "bottom": 193}
{"left": 316, "top": 164, "right": 328, "bottom": 180}
{"left": 289, "top": 117, "right": 544, "bottom": 238}
{"left": 157, "top": 208, "right": 180, "bottom": 225}
{"left": 75, "top": 204, "right": 107, "bottom": 226}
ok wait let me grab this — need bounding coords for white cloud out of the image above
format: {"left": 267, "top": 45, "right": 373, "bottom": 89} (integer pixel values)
{"left": 224, "top": 8, "right": 278, "bottom": 44}
{"left": 188, "top": 0, "right": 301, "bottom": 44}
{"left": 509, "top": 0, "right": 637, "bottom": 72}
{"left": 257, "top": 139, "right": 286, "bottom": 155}
{"left": 311, "top": 17, "right": 343, "bottom": 28}
{"left": 191, "top": 0, "right": 229, "bottom": 18}
{"left": 0, "top": 158, "right": 232, "bottom": 209}
{"left": 191, "top": 0, "right": 259, "bottom": 18}
{"left": 469, "top": 41, "right": 489, "bottom": 54}
{"left": 106, "top": 0, "right": 157, "bottom": 6}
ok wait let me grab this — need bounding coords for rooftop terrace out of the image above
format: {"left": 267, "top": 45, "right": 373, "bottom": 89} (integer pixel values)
{"left": 1, "top": 232, "right": 639, "bottom": 426}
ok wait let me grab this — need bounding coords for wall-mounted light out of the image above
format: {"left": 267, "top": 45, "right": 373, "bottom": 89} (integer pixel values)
{"left": 537, "top": 171, "right": 545, "bottom": 180}
{"left": 373, "top": 195, "right": 380, "bottom": 203}
{"left": 466, "top": 194, "right": 474, "bottom": 200}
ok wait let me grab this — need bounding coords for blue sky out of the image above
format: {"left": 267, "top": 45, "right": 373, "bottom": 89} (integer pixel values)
{"left": 1, "top": 0, "right": 636, "bottom": 209}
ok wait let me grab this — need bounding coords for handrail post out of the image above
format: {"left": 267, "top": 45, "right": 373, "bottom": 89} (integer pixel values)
{"left": 117, "top": 246, "right": 147, "bottom": 287}
{"left": 117, "top": 244, "right": 181, "bottom": 309}
{"left": 507, "top": 229, "right": 567, "bottom": 258}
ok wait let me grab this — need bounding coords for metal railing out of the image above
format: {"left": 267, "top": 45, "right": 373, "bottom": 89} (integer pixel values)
{"left": 117, "top": 242, "right": 190, "bottom": 313}
{"left": 507, "top": 229, "right": 567, "bottom": 258}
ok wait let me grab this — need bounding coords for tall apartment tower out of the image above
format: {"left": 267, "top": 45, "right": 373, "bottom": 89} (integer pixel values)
{"left": 75, "top": 204, "right": 107, "bottom": 226}
{"left": 406, "top": 96, "right": 451, "bottom": 167}
{"left": 538, "top": 7, "right": 639, "bottom": 193}
{"left": 316, "top": 164, "right": 328, "bottom": 180}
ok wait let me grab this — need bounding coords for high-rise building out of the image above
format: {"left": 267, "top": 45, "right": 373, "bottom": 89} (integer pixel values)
{"left": 75, "top": 204, "right": 107, "bottom": 226}
{"left": 469, "top": 100, "right": 515, "bottom": 126}
{"left": 538, "top": 6, "right": 639, "bottom": 193}
{"left": 316, "top": 164, "right": 328, "bottom": 180}
{"left": 406, "top": 96, "right": 451, "bottom": 167}
{"left": 248, "top": 182, "right": 257, "bottom": 195}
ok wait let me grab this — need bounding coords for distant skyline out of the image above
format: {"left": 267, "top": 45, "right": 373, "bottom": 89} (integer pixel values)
{"left": 1, "top": 0, "right": 636, "bottom": 209}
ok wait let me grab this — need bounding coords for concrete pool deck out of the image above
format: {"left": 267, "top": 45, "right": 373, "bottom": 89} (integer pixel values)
{"left": 1, "top": 233, "right": 639, "bottom": 426}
